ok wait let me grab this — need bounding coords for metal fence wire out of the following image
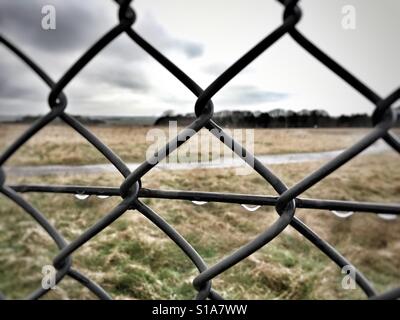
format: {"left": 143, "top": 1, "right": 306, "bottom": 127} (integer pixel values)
{"left": 1, "top": 0, "right": 399, "bottom": 300}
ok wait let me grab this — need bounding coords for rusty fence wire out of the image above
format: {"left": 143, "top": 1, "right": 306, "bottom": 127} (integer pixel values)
{"left": 0, "top": 0, "right": 399, "bottom": 300}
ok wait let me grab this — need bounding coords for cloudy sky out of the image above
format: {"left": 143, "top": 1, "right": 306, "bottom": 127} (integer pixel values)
{"left": 0, "top": 0, "right": 399, "bottom": 117}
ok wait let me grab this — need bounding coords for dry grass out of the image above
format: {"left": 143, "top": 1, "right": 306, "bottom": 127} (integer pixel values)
{"left": 0, "top": 146, "right": 399, "bottom": 299}
{"left": 0, "top": 124, "right": 373, "bottom": 166}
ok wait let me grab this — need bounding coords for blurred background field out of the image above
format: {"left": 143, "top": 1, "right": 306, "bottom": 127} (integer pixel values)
{"left": 0, "top": 124, "right": 370, "bottom": 165}
{"left": 0, "top": 125, "right": 399, "bottom": 299}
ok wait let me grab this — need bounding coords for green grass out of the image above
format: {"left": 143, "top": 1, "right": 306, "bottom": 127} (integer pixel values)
{"left": 0, "top": 151, "right": 399, "bottom": 299}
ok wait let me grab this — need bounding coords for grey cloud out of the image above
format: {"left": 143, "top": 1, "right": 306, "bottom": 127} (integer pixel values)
{"left": 84, "top": 60, "right": 149, "bottom": 92}
{"left": 0, "top": 0, "right": 114, "bottom": 52}
{"left": 0, "top": 66, "right": 35, "bottom": 99}
{"left": 0, "top": 1, "right": 203, "bottom": 58}
{"left": 0, "top": 82, "right": 35, "bottom": 100}
{"left": 106, "top": 70, "right": 148, "bottom": 91}
{"left": 160, "top": 95, "right": 194, "bottom": 106}
{"left": 218, "top": 85, "right": 289, "bottom": 105}
{"left": 170, "top": 39, "right": 203, "bottom": 58}
{"left": 202, "top": 62, "right": 255, "bottom": 77}
{"left": 157, "top": 85, "right": 289, "bottom": 112}
{"left": 0, "top": 50, "right": 47, "bottom": 101}
{"left": 135, "top": 13, "right": 203, "bottom": 59}
{"left": 0, "top": 1, "right": 203, "bottom": 116}
{"left": 202, "top": 62, "right": 229, "bottom": 76}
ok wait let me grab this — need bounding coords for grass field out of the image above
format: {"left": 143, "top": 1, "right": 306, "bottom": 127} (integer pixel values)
{"left": 0, "top": 124, "right": 370, "bottom": 165}
{"left": 0, "top": 124, "right": 399, "bottom": 299}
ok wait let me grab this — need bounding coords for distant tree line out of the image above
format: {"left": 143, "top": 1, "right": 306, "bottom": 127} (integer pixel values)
{"left": 2, "top": 108, "right": 399, "bottom": 128}
{"left": 155, "top": 109, "right": 400, "bottom": 128}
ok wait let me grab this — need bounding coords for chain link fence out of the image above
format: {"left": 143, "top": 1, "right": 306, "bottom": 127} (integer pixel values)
{"left": 0, "top": 0, "right": 399, "bottom": 300}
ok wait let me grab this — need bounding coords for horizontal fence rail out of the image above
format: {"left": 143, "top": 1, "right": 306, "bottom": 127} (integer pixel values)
{"left": 0, "top": 0, "right": 399, "bottom": 300}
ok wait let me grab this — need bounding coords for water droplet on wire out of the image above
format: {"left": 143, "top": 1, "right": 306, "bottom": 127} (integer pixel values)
{"left": 377, "top": 213, "right": 397, "bottom": 220}
{"left": 192, "top": 201, "right": 207, "bottom": 205}
{"left": 331, "top": 210, "right": 354, "bottom": 218}
{"left": 96, "top": 195, "right": 110, "bottom": 199}
{"left": 241, "top": 204, "right": 261, "bottom": 212}
{"left": 74, "top": 194, "right": 89, "bottom": 200}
